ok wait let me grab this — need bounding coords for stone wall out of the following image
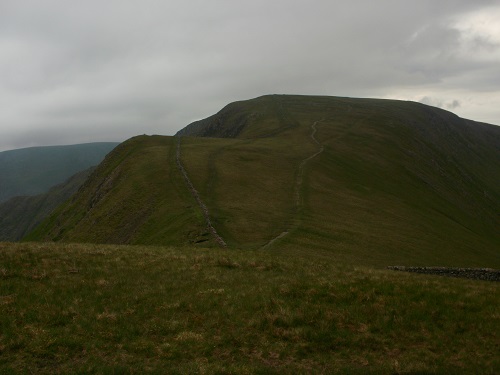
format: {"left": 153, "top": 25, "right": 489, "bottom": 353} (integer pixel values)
{"left": 387, "top": 266, "right": 500, "bottom": 281}
{"left": 176, "top": 137, "right": 227, "bottom": 247}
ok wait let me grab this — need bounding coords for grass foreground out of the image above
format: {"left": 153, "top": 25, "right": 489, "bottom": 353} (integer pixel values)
{"left": 1, "top": 242, "right": 498, "bottom": 373}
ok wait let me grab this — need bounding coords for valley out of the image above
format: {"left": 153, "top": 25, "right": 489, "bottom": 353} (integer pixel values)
{"left": 0, "top": 142, "right": 118, "bottom": 203}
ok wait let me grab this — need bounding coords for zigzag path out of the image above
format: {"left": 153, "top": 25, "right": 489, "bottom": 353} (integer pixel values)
{"left": 261, "top": 120, "right": 324, "bottom": 249}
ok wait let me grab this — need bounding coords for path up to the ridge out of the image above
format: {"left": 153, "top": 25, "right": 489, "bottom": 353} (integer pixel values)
{"left": 261, "top": 120, "right": 324, "bottom": 249}
{"left": 176, "top": 137, "right": 227, "bottom": 247}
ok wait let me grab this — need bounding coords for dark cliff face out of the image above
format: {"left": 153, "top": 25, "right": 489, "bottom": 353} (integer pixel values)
{"left": 176, "top": 102, "right": 252, "bottom": 138}
{"left": 176, "top": 106, "right": 248, "bottom": 138}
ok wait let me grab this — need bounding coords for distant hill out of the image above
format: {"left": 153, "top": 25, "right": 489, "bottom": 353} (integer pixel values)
{"left": 0, "top": 142, "right": 119, "bottom": 203}
{"left": 0, "top": 168, "right": 94, "bottom": 241}
{"left": 26, "top": 95, "right": 500, "bottom": 267}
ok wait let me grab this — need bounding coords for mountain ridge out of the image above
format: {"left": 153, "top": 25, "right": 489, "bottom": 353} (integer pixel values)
{"left": 26, "top": 95, "right": 500, "bottom": 267}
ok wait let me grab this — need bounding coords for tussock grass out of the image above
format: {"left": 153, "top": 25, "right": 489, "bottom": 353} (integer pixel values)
{"left": 1, "top": 242, "right": 498, "bottom": 373}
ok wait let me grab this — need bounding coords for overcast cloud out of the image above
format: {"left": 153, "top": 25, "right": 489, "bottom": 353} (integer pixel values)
{"left": 1, "top": 0, "right": 499, "bottom": 151}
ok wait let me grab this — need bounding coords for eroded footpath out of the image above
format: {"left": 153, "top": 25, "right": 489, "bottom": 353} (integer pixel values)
{"left": 176, "top": 137, "right": 227, "bottom": 247}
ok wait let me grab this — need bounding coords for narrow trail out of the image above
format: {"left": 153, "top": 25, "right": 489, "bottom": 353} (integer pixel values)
{"left": 176, "top": 137, "right": 227, "bottom": 247}
{"left": 294, "top": 120, "right": 324, "bottom": 206}
{"left": 261, "top": 120, "right": 324, "bottom": 249}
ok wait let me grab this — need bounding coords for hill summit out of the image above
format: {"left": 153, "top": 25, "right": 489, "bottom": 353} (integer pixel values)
{"left": 27, "top": 95, "right": 500, "bottom": 267}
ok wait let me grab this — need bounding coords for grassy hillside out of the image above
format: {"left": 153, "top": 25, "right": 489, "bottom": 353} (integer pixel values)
{"left": 1, "top": 242, "right": 498, "bottom": 373}
{"left": 26, "top": 136, "right": 211, "bottom": 246}
{"left": 28, "top": 95, "right": 500, "bottom": 267}
{"left": 0, "top": 168, "right": 94, "bottom": 241}
{"left": 0, "top": 142, "right": 118, "bottom": 203}
{"left": 178, "top": 95, "right": 500, "bottom": 266}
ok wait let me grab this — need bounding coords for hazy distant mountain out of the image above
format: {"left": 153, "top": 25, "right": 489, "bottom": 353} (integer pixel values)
{"left": 26, "top": 95, "right": 500, "bottom": 267}
{"left": 0, "top": 142, "right": 119, "bottom": 203}
{"left": 0, "top": 168, "right": 94, "bottom": 241}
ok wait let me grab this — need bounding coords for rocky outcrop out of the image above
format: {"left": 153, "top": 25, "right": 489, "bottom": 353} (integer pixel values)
{"left": 175, "top": 104, "right": 249, "bottom": 138}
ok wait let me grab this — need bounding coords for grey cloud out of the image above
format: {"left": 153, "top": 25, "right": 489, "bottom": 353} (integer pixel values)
{"left": 419, "top": 96, "right": 461, "bottom": 110}
{"left": 1, "top": 0, "right": 499, "bottom": 151}
{"left": 447, "top": 100, "right": 461, "bottom": 109}
{"left": 419, "top": 96, "right": 444, "bottom": 108}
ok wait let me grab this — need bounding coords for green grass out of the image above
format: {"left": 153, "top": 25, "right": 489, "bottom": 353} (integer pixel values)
{"left": 180, "top": 135, "right": 309, "bottom": 247}
{"left": 179, "top": 95, "right": 500, "bottom": 266}
{"left": 25, "top": 136, "right": 212, "bottom": 247}
{"left": 1, "top": 242, "right": 498, "bottom": 373}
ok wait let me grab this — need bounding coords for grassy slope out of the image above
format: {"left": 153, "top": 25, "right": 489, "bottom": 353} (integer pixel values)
{"left": 0, "top": 168, "right": 94, "bottom": 241}
{"left": 180, "top": 95, "right": 500, "bottom": 267}
{"left": 27, "top": 95, "right": 500, "bottom": 267}
{"left": 27, "top": 133, "right": 306, "bottom": 249}
{"left": 275, "top": 97, "right": 500, "bottom": 266}
{"left": 0, "top": 142, "right": 119, "bottom": 203}
{"left": 1, "top": 242, "right": 498, "bottom": 373}
{"left": 26, "top": 136, "right": 211, "bottom": 246}
{"left": 180, "top": 135, "right": 309, "bottom": 247}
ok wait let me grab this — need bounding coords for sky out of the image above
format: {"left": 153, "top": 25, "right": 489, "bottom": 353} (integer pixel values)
{"left": 1, "top": 0, "right": 499, "bottom": 151}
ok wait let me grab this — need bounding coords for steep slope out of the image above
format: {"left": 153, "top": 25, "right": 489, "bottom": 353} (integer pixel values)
{"left": 26, "top": 136, "right": 211, "bottom": 246}
{"left": 28, "top": 95, "right": 500, "bottom": 267}
{"left": 0, "top": 168, "right": 94, "bottom": 241}
{"left": 0, "top": 142, "right": 119, "bottom": 203}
